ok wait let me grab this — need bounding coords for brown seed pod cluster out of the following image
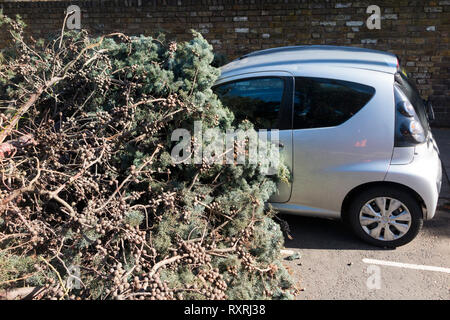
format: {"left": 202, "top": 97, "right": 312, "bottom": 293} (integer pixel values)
{"left": 181, "top": 209, "right": 192, "bottom": 223}
{"left": 226, "top": 265, "right": 238, "bottom": 276}
{"left": 168, "top": 41, "right": 177, "bottom": 53}
{"left": 148, "top": 191, "right": 177, "bottom": 214}
{"left": 196, "top": 268, "right": 227, "bottom": 300}
{"left": 179, "top": 241, "right": 212, "bottom": 265}
{"left": 237, "top": 244, "right": 257, "bottom": 272}
{"left": 107, "top": 263, "right": 175, "bottom": 300}
{"left": 0, "top": 16, "right": 293, "bottom": 300}
{"left": 161, "top": 93, "right": 184, "bottom": 109}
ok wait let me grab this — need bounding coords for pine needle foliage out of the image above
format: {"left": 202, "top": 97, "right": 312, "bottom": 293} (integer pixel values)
{"left": 0, "top": 12, "right": 293, "bottom": 300}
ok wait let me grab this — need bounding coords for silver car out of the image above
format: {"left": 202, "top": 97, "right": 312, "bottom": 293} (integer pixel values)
{"left": 214, "top": 45, "right": 442, "bottom": 248}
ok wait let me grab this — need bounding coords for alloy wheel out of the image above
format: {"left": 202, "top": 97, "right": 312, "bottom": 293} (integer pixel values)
{"left": 359, "top": 197, "right": 412, "bottom": 241}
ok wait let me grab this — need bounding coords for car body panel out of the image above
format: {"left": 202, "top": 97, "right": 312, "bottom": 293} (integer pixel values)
{"left": 220, "top": 45, "right": 398, "bottom": 81}
{"left": 216, "top": 45, "right": 441, "bottom": 222}
{"left": 390, "top": 147, "right": 415, "bottom": 165}
{"left": 385, "top": 135, "right": 442, "bottom": 220}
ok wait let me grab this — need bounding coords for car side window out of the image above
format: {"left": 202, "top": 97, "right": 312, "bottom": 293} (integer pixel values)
{"left": 293, "top": 77, "right": 375, "bottom": 129}
{"left": 214, "top": 77, "right": 285, "bottom": 130}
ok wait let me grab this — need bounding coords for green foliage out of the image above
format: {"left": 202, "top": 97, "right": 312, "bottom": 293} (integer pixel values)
{"left": 0, "top": 252, "right": 36, "bottom": 287}
{"left": 124, "top": 211, "right": 145, "bottom": 228}
{"left": 0, "top": 14, "right": 293, "bottom": 300}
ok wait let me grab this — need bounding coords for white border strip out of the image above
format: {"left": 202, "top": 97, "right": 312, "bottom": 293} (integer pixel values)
{"left": 363, "top": 258, "right": 450, "bottom": 274}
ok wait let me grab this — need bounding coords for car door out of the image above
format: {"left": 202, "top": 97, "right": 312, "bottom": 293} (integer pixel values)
{"left": 214, "top": 72, "right": 294, "bottom": 203}
{"left": 289, "top": 76, "right": 391, "bottom": 215}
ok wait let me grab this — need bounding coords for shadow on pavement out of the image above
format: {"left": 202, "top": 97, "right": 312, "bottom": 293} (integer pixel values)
{"left": 281, "top": 205, "right": 450, "bottom": 250}
{"left": 432, "top": 128, "right": 450, "bottom": 198}
{"left": 423, "top": 205, "right": 450, "bottom": 238}
{"left": 280, "top": 214, "right": 388, "bottom": 251}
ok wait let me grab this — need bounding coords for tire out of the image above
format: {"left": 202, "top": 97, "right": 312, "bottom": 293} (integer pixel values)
{"left": 347, "top": 186, "right": 423, "bottom": 248}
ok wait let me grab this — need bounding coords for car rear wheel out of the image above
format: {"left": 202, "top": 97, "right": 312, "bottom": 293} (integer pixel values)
{"left": 347, "top": 186, "right": 423, "bottom": 248}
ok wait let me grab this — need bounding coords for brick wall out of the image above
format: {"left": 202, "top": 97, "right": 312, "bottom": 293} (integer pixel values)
{"left": 1, "top": 0, "right": 449, "bottom": 126}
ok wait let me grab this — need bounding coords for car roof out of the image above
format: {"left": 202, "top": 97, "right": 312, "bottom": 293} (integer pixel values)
{"left": 219, "top": 45, "right": 399, "bottom": 80}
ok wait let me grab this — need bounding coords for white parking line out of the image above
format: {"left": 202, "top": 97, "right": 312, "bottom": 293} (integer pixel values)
{"left": 362, "top": 258, "right": 450, "bottom": 274}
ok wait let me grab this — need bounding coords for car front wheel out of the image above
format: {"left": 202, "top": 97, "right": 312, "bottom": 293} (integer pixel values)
{"left": 347, "top": 186, "right": 423, "bottom": 248}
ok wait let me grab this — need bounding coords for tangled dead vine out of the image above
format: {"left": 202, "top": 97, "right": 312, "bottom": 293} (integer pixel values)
{"left": 0, "top": 11, "right": 293, "bottom": 300}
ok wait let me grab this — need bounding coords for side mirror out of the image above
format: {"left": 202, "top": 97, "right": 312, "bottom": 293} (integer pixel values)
{"left": 425, "top": 99, "right": 435, "bottom": 122}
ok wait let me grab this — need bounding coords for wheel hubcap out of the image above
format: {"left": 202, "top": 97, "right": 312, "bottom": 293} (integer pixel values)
{"left": 359, "top": 197, "right": 412, "bottom": 241}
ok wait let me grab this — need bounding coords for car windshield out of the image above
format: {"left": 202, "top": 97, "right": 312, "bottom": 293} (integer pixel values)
{"left": 395, "top": 72, "right": 429, "bottom": 136}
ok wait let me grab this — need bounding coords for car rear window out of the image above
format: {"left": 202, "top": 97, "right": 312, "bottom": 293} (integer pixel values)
{"left": 293, "top": 77, "right": 376, "bottom": 129}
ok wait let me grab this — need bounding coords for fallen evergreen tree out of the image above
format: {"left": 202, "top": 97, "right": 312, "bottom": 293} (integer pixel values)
{"left": 0, "top": 12, "right": 293, "bottom": 300}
